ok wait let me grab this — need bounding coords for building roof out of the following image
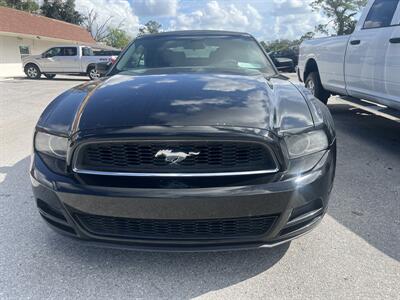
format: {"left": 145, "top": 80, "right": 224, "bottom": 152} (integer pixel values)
{"left": 0, "top": 6, "right": 95, "bottom": 44}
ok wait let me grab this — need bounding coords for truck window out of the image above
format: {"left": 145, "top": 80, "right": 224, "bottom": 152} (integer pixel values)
{"left": 363, "top": 0, "right": 399, "bottom": 29}
{"left": 44, "top": 47, "right": 62, "bottom": 58}
{"left": 62, "top": 47, "right": 78, "bottom": 56}
{"left": 82, "top": 47, "right": 93, "bottom": 56}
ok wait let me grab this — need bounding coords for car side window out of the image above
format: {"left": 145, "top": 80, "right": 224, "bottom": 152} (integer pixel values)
{"left": 62, "top": 47, "right": 78, "bottom": 56}
{"left": 82, "top": 47, "right": 93, "bottom": 56}
{"left": 363, "top": 0, "right": 400, "bottom": 29}
{"left": 44, "top": 47, "right": 62, "bottom": 58}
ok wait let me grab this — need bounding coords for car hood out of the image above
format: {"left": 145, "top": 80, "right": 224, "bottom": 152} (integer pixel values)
{"left": 22, "top": 54, "right": 41, "bottom": 61}
{"left": 38, "top": 71, "right": 314, "bottom": 135}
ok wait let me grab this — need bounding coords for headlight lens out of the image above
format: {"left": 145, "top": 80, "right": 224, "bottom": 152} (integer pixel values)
{"left": 285, "top": 130, "right": 328, "bottom": 158}
{"left": 35, "top": 132, "right": 68, "bottom": 159}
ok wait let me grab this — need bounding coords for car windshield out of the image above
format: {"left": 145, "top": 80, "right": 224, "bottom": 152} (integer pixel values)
{"left": 114, "top": 35, "right": 276, "bottom": 76}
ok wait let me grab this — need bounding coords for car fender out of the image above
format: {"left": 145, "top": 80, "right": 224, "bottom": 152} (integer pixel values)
{"left": 300, "top": 54, "right": 318, "bottom": 82}
{"left": 22, "top": 57, "right": 43, "bottom": 72}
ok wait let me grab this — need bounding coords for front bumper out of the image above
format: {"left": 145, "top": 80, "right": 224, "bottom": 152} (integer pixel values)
{"left": 31, "top": 148, "right": 335, "bottom": 251}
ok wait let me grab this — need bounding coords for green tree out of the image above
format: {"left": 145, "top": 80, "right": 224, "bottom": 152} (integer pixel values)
{"left": 311, "top": 0, "right": 368, "bottom": 35}
{"left": 299, "top": 31, "right": 316, "bottom": 43}
{"left": 262, "top": 39, "right": 299, "bottom": 53}
{"left": 105, "top": 28, "right": 131, "bottom": 49}
{"left": 138, "top": 20, "right": 162, "bottom": 36}
{"left": 62, "top": 0, "right": 83, "bottom": 24}
{"left": 41, "top": 0, "right": 62, "bottom": 20}
{"left": 261, "top": 30, "right": 318, "bottom": 53}
{"left": 40, "top": 0, "right": 83, "bottom": 25}
{"left": 0, "top": 0, "right": 39, "bottom": 12}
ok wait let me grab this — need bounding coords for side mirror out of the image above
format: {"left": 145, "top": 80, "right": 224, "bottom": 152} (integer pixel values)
{"left": 96, "top": 62, "right": 112, "bottom": 76}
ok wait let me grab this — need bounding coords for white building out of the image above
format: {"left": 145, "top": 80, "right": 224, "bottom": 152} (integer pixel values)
{"left": 0, "top": 6, "right": 96, "bottom": 77}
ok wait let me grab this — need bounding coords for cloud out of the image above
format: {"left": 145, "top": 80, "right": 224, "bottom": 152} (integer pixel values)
{"left": 169, "top": 1, "right": 263, "bottom": 33}
{"left": 272, "top": 0, "right": 310, "bottom": 16}
{"left": 132, "top": 0, "right": 179, "bottom": 16}
{"left": 75, "top": 0, "right": 140, "bottom": 35}
{"left": 263, "top": 0, "right": 328, "bottom": 40}
{"left": 72, "top": 0, "right": 327, "bottom": 42}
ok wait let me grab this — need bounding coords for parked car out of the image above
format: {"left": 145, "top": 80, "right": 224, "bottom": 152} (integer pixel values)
{"left": 269, "top": 52, "right": 296, "bottom": 72}
{"left": 31, "top": 31, "right": 336, "bottom": 251}
{"left": 93, "top": 50, "right": 121, "bottom": 56}
{"left": 298, "top": 0, "right": 400, "bottom": 108}
{"left": 270, "top": 46, "right": 299, "bottom": 66}
{"left": 93, "top": 49, "right": 121, "bottom": 65}
{"left": 22, "top": 45, "right": 114, "bottom": 80}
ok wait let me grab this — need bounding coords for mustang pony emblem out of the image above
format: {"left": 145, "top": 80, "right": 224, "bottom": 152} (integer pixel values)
{"left": 155, "top": 150, "right": 200, "bottom": 164}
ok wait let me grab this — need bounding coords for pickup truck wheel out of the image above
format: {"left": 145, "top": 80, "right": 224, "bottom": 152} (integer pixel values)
{"left": 24, "top": 64, "right": 41, "bottom": 79}
{"left": 44, "top": 74, "right": 56, "bottom": 79}
{"left": 305, "top": 72, "right": 330, "bottom": 104}
{"left": 88, "top": 67, "right": 100, "bottom": 80}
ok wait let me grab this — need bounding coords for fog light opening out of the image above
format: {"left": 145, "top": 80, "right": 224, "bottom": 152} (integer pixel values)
{"left": 289, "top": 198, "right": 323, "bottom": 222}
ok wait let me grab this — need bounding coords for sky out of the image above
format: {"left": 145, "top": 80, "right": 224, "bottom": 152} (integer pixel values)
{"left": 74, "top": 0, "right": 329, "bottom": 41}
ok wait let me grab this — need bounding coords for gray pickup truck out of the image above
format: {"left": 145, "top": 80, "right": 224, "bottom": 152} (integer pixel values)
{"left": 22, "top": 45, "right": 115, "bottom": 80}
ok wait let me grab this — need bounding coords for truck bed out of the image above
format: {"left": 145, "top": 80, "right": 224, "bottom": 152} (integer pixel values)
{"left": 299, "top": 35, "right": 350, "bottom": 95}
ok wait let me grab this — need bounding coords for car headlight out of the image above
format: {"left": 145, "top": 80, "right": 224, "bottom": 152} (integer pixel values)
{"left": 285, "top": 130, "right": 328, "bottom": 158}
{"left": 35, "top": 132, "right": 68, "bottom": 159}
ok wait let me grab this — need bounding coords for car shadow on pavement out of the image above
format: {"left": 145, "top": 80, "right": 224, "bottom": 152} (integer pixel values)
{"left": 327, "top": 102, "right": 400, "bottom": 261}
{"left": 49, "top": 236, "right": 289, "bottom": 299}
{"left": 0, "top": 157, "right": 289, "bottom": 299}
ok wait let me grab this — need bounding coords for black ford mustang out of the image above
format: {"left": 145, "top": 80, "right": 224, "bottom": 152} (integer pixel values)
{"left": 31, "top": 31, "right": 336, "bottom": 251}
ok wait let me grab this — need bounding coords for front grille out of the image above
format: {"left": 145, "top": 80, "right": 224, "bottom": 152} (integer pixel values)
{"left": 74, "top": 140, "right": 277, "bottom": 174}
{"left": 75, "top": 213, "right": 277, "bottom": 240}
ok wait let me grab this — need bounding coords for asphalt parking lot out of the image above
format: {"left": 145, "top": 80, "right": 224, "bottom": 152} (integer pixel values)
{"left": 0, "top": 75, "right": 399, "bottom": 299}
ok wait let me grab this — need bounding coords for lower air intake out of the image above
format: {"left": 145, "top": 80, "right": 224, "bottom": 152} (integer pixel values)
{"left": 75, "top": 213, "right": 277, "bottom": 240}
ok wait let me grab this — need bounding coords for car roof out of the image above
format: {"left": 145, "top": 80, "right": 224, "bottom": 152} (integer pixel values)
{"left": 137, "top": 30, "right": 253, "bottom": 39}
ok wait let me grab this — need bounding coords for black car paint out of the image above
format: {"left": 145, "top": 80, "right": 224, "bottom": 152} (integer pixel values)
{"left": 31, "top": 31, "right": 336, "bottom": 251}
{"left": 37, "top": 71, "right": 314, "bottom": 134}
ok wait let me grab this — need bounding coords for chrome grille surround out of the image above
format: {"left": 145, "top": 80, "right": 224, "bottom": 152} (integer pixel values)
{"left": 72, "top": 139, "right": 279, "bottom": 177}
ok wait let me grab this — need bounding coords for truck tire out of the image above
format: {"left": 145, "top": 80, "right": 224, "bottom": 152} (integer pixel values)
{"left": 87, "top": 66, "right": 100, "bottom": 80}
{"left": 305, "top": 72, "right": 330, "bottom": 104}
{"left": 24, "top": 64, "right": 41, "bottom": 79}
{"left": 44, "top": 73, "right": 56, "bottom": 79}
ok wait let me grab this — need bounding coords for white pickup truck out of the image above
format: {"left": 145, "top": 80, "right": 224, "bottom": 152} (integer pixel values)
{"left": 298, "top": 0, "right": 400, "bottom": 110}
{"left": 22, "top": 45, "right": 114, "bottom": 80}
